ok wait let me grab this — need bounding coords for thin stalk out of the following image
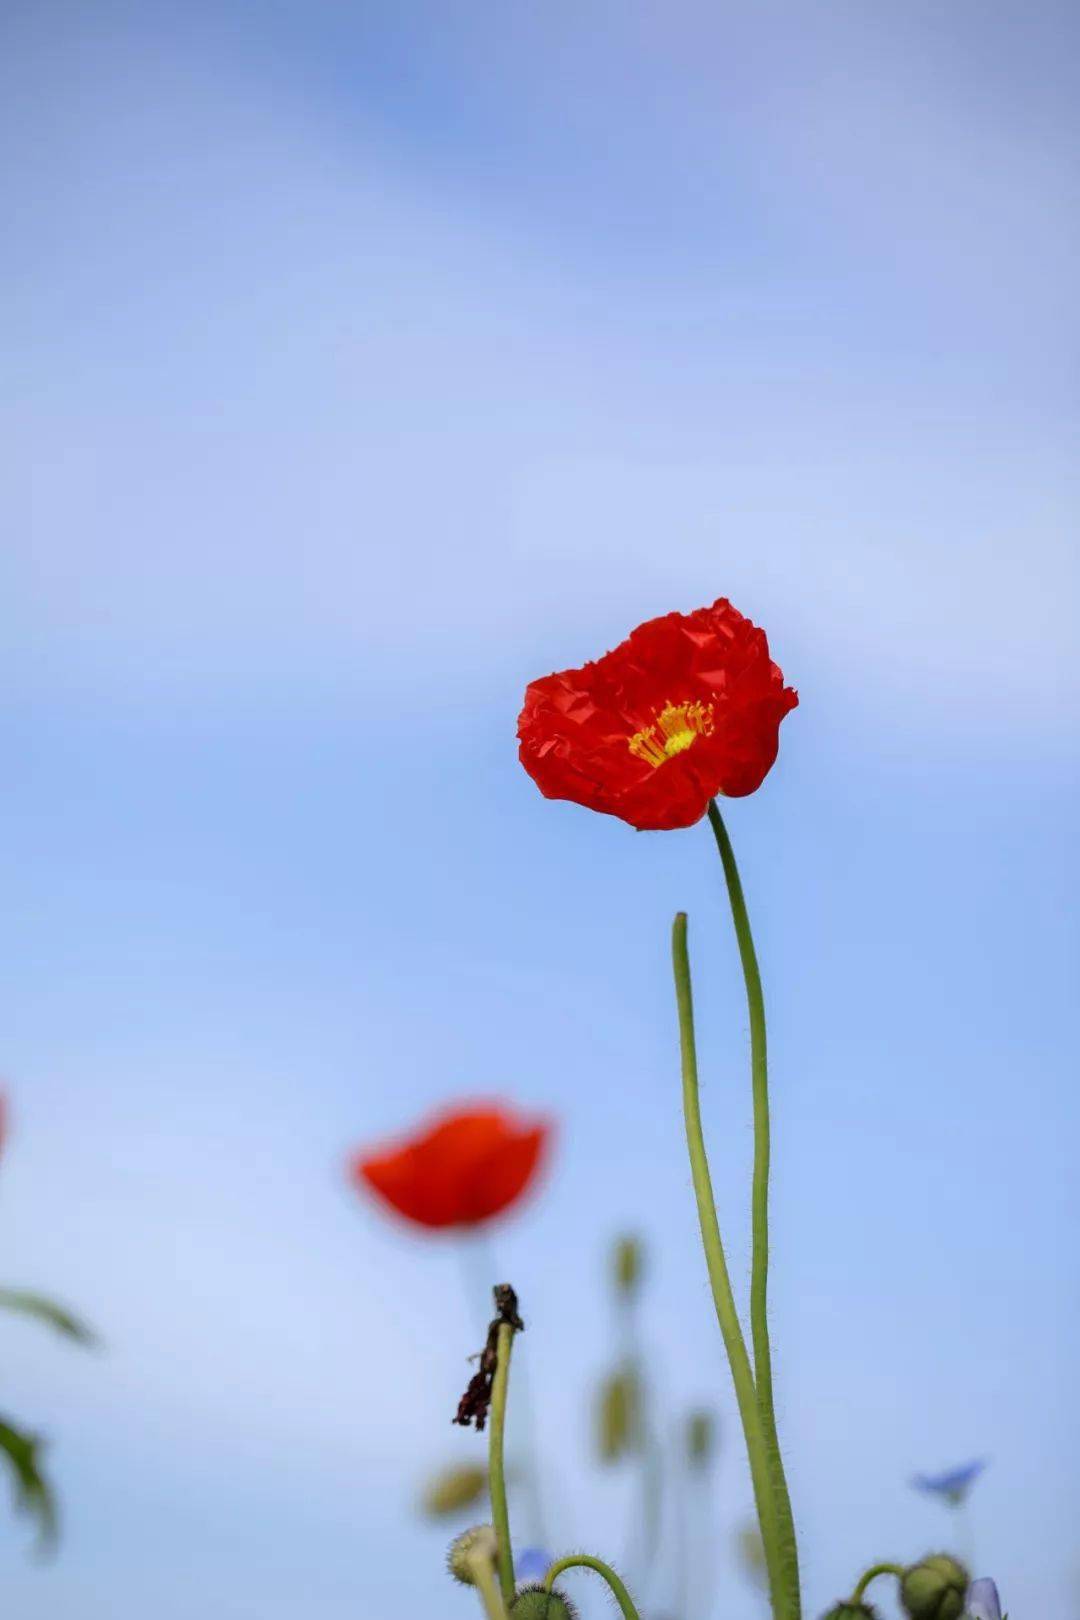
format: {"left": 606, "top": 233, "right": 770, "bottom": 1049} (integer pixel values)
{"left": 672, "top": 1436, "right": 689, "bottom": 1620}
{"left": 460, "top": 1233, "right": 549, "bottom": 1550}
{"left": 671, "top": 912, "right": 787, "bottom": 1616}
{"left": 489, "top": 1321, "right": 517, "bottom": 1607}
{"left": 470, "top": 1553, "right": 511, "bottom": 1620}
{"left": 850, "top": 1562, "right": 905, "bottom": 1603}
{"left": 706, "top": 799, "right": 801, "bottom": 1614}
{"left": 543, "top": 1554, "right": 642, "bottom": 1620}
{"left": 617, "top": 1289, "right": 661, "bottom": 1597}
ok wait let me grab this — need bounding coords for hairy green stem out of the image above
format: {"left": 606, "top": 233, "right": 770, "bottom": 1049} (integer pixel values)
{"left": 489, "top": 1321, "right": 516, "bottom": 1607}
{"left": 706, "top": 800, "right": 801, "bottom": 1615}
{"left": 543, "top": 1554, "right": 642, "bottom": 1620}
{"left": 470, "top": 1552, "right": 510, "bottom": 1620}
{"left": 671, "top": 912, "right": 786, "bottom": 1615}
{"left": 850, "top": 1562, "right": 905, "bottom": 1603}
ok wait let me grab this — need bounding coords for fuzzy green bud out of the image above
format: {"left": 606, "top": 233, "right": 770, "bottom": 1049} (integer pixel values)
{"left": 612, "top": 1235, "right": 643, "bottom": 1296}
{"left": 510, "top": 1585, "right": 578, "bottom": 1620}
{"left": 447, "top": 1525, "right": 497, "bottom": 1586}
{"left": 820, "top": 1606, "right": 877, "bottom": 1620}
{"left": 900, "top": 1555, "right": 969, "bottom": 1620}
{"left": 595, "top": 1367, "right": 640, "bottom": 1463}
{"left": 421, "top": 1462, "right": 487, "bottom": 1518}
{"left": 735, "top": 1522, "right": 768, "bottom": 1589}
{"left": 686, "top": 1408, "right": 716, "bottom": 1465}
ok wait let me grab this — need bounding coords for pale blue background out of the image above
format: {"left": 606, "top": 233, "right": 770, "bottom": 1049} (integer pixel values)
{"left": 2, "top": 2, "right": 1078, "bottom": 1616}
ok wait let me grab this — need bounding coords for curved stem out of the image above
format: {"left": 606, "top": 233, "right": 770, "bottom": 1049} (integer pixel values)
{"left": 671, "top": 912, "right": 787, "bottom": 1616}
{"left": 706, "top": 800, "right": 801, "bottom": 1615}
{"left": 850, "top": 1562, "right": 905, "bottom": 1603}
{"left": 544, "top": 1554, "right": 642, "bottom": 1620}
{"left": 470, "top": 1553, "right": 510, "bottom": 1620}
{"left": 489, "top": 1321, "right": 517, "bottom": 1607}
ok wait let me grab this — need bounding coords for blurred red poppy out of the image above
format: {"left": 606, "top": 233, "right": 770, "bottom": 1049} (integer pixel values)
{"left": 352, "top": 1104, "right": 552, "bottom": 1230}
{"left": 518, "top": 598, "right": 797, "bottom": 831}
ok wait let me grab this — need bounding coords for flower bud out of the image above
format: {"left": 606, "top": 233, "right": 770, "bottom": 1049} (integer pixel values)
{"left": 612, "top": 1235, "right": 643, "bottom": 1296}
{"left": 735, "top": 1522, "right": 768, "bottom": 1590}
{"left": 900, "top": 1555, "right": 969, "bottom": 1620}
{"left": 686, "top": 1408, "right": 716, "bottom": 1466}
{"left": 820, "top": 1606, "right": 877, "bottom": 1620}
{"left": 447, "top": 1525, "right": 497, "bottom": 1586}
{"left": 421, "top": 1462, "right": 487, "bottom": 1517}
{"left": 595, "top": 1368, "right": 640, "bottom": 1463}
{"left": 510, "top": 1585, "right": 578, "bottom": 1619}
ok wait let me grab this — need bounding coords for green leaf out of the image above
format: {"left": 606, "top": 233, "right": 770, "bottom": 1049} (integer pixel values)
{"left": 0, "top": 1417, "right": 58, "bottom": 1551}
{"left": 0, "top": 1288, "right": 97, "bottom": 1345}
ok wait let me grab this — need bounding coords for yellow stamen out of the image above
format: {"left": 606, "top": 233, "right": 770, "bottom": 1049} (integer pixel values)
{"left": 628, "top": 700, "right": 715, "bottom": 768}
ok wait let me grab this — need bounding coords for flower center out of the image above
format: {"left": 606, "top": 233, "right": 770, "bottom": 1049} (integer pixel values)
{"left": 627, "top": 700, "right": 715, "bottom": 768}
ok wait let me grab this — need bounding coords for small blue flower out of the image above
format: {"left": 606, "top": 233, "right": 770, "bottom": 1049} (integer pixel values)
{"left": 965, "top": 1577, "right": 1002, "bottom": 1620}
{"left": 910, "top": 1458, "right": 988, "bottom": 1505}
{"left": 516, "top": 1547, "right": 554, "bottom": 1582}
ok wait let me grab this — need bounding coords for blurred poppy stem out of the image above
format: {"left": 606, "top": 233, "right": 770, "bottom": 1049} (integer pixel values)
{"left": 543, "top": 1553, "right": 643, "bottom": 1620}
{"left": 706, "top": 800, "right": 801, "bottom": 1614}
{"left": 460, "top": 1235, "right": 550, "bottom": 1551}
{"left": 671, "top": 912, "right": 788, "bottom": 1619}
{"left": 489, "top": 1320, "right": 517, "bottom": 1606}
{"left": 849, "top": 1562, "right": 905, "bottom": 1603}
{"left": 467, "top": 1546, "right": 510, "bottom": 1620}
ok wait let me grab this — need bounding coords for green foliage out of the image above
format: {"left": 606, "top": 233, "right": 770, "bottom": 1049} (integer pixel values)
{"left": 0, "top": 1288, "right": 97, "bottom": 1346}
{"left": 0, "top": 1418, "right": 57, "bottom": 1551}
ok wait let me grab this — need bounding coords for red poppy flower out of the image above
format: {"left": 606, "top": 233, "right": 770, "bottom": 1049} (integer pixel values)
{"left": 352, "top": 1103, "right": 552, "bottom": 1230}
{"left": 518, "top": 598, "right": 797, "bottom": 831}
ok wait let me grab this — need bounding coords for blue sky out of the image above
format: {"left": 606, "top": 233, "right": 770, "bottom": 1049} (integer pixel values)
{"left": 1, "top": 2, "right": 1077, "bottom": 1616}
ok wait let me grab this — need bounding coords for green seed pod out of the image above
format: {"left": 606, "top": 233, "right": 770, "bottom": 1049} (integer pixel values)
{"left": 595, "top": 1367, "right": 640, "bottom": 1463}
{"left": 820, "top": 1605, "right": 877, "bottom": 1620}
{"left": 900, "top": 1555, "right": 969, "bottom": 1620}
{"left": 421, "top": 1462, "right": 487, "bottom": 1518}
{"left": 685, "top": 1408, "right": 716, "bottom": 1465}
{"left": 447, "top": 1525, "right": 497, "bottom": 1586}
{"left": 510, "top": 1584, "right": 579, "bottom": 1620}
{"left": 612, "top": 1235, "right": 643, "bottom": 1296}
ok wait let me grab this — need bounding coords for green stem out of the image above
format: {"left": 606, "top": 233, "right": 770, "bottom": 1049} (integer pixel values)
{"left": 849, "top": 1563, "right": 905, "bottom": 1604}
{"left": 461, "top": 1235, "right": 549, "bottom": 1550}
{"left": 617, "top": 1292, "right": 661, "bottom": 1594}
{"left": 544, "top": 1554, "right": 642, "bottom": 1620}
{"left": 470, "top": 1553, "right": 511, "bottom": 1620}
{"left": 489, "top": 1320, "right": 516, "bottom": 1607}
{"left": 671, "top": 912, "right": 786, "bottom": 1616}
{"left": 706, "top": 800, "right": 801, "bottom": 1615}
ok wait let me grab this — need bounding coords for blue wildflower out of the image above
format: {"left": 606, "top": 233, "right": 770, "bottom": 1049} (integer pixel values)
{"left": 965, "top": 1578, "right": 1002, "bottom": 1620}
{"left": 516, "top": 1547, "right": 554, "bottom": 1582}
{"left": 910, "top": 1458, "right": 988, "bottom": 1506}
